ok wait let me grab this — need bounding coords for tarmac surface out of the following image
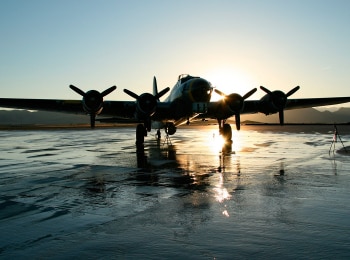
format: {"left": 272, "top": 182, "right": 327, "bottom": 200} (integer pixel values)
{"left": 1, "top": 124, "right": 350, "bottom": 259}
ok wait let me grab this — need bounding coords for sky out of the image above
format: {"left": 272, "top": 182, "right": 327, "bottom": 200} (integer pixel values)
{"left": 1, "top": 0, "right": 350, "bottom": 107}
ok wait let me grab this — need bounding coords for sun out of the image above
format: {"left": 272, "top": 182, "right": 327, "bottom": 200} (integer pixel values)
{"left": 204, "top": 67, "right": 257, "bottom": 101}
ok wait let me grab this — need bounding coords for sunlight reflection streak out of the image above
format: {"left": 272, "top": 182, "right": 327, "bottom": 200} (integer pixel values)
{"left": 214, "top": 173, "right": 232, "bottom": 204}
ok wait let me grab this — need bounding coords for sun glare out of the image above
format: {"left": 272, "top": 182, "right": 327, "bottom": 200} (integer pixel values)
{"left": 209, "top": 130, "right": 225, "bottom": 153}
{"left": 208, "top": 128, "right": 243, "bottom": 154}
{"left": 204, "top": 67, "right": 257, "bottom": 101}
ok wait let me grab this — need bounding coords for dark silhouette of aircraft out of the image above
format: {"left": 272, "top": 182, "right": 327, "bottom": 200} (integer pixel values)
{"left": 1, "top": 74, "right": 350, "bottom": 146}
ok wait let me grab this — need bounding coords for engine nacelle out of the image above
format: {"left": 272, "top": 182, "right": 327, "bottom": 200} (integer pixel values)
{"left": 123, "top": 81, "right": 169, "bottom": 123}
{"left": 226, "top": 93, "right": 244, "bottom": 113}
{"left": 259, "top": 90, "right": 289, "bottom": 115}
{"left": 259, "top": 86, "right": 300, "bottom": 125}
{"left": 207, "top": 94, "right": 244, "bottom": 119}
{"left": 135, "top": 93, "right": 157, "bottom": 119}
{"left": 82, "top": 90, "right": 104, "bottom": 115}
{"left": 70, "top": 85, "right": 116, "bottom": 128}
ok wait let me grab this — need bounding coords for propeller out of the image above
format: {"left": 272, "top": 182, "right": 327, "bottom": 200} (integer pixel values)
{"left": 124, "top": 87, "right": 170, "bottom": 101}
{"left": 215, "top": 88, "right": 257, "bottom": 130}
{"left": 260, "top": 85, "right": 300, "bottom": 125}
{"left": 123, "top": 86, "right": 170, "bottom": 130}
{"left": 69, "top": 85, "right": 116, "bottom": 128}
{"left": 124, "top": 87, "right": 169, "bottom": 115}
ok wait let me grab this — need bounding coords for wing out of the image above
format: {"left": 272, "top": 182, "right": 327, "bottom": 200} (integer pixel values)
{"left": 0, "top": 98, "right": 83, "bottom": 114}
{"left": 240, "top": 96, "right": 350, "bottom": 114}
{"left": 0, "top": 98, "right": 136, "bottom": 118}
{"left": 0, "top": 97, "right": 177, "bottom": 123}
{"left": 205, "top": 96, "right": 350, "bottom": 119}
{"left": 284, "top": 97, "right": 350, "bottom": 110}
{"left": 204, "top": 95, "right": 350, "bottom": 130}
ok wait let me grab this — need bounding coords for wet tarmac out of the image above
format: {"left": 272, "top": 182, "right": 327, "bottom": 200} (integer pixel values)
{"left": 1, "top": 125, "right": 350, "bottom": 259}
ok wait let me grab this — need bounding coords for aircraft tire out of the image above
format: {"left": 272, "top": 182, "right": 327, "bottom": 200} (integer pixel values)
{"left": 136, "top": 124, "right": 145, "bottom": 146}
{"left": 222, "top": 123, "right": 232, "bottom": 142}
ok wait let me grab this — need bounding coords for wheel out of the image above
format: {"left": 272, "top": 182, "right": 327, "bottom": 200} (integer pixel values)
{"left": 136, "top": 124, "right": 145, "bottom": 146}
{"left": 222, "top": 123, "right": 232, "bottom": 142}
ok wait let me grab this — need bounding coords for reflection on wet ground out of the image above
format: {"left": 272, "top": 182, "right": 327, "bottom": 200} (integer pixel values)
{"left": 0, "top": 125, "right": 350, "bottom": 259}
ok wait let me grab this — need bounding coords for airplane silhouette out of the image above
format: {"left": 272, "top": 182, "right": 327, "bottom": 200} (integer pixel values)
{"left": 1, "top": 74, "right": 350, "bottom": 146}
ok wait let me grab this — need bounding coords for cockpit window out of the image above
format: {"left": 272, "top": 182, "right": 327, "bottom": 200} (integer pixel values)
{"left": 178, "top": 74, "right": 199, "bottom": 84}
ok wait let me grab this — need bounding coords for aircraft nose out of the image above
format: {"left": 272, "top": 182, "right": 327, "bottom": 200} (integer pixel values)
{"left": 190, "top": 79, "right": 212, "bottom": 102}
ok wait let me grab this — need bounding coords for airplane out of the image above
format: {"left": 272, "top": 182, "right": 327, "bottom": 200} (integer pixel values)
{"left": 1, "top": 74, "right": 350, "bottom": 147}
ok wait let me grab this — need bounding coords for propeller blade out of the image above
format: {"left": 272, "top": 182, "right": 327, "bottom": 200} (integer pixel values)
{"left": 260, "top": 86, "right": 272, "bottom": 95}
{"left": 286, "top": 86, "right": 300, "bottom": 97}
{"left": 124, "top": 89, "right": 140, "bottom": 100}
{"left": 279, "top": 110, "right": 284, "bottom": 125}
{"left": 235, "top": 114, "right": 241, "bottom": 131}
{"left": 153, "top": 76, "right": 158, "bottom": 97}
{"left": 70, "top": 85, "right": 86, "bottom": 97}
{"left": 242, "top": 88, "right": 257, "bottom": 100}
{"left": 101, "top": 85, "right": 117, "bottom": 97}
{"left": 214, "top": 89, "right": 226, "bottom": 97}
{"left": 155, "top": 87, "right": 170, "bottom": 100}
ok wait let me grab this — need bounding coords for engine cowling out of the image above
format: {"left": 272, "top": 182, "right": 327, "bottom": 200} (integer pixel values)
{"left": 213, "top": 88, "right": 257, "bottom": 130}
{"left": 69, "top": 85, "right": 116, "bottom": 128}
{"left": 225, "top": 93, "right": 245, "bottom": 113}
{"left": 260, "top": 86, "right": 300, "bottom": 125}
{"left": 123, "top": 86, "right": 170, "bottom": 128}
{"left": 82, "top": 90, "right": 104, "bottom": 115}
{"left": 135, "top": 93, "right": 157, "bottom": 119}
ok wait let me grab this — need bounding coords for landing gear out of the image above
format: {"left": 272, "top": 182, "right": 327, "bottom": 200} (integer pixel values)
{"left": 222, "top": 124, "right": 232, "bottom": 142}
{"left": 136, "top": 123, "right": 146, "bottom": 147}
{"left": 218, "top": 119, "right": 233, "bottom": 144}
{"left": 135, "top": 122, "right": 176, "bottom": 147}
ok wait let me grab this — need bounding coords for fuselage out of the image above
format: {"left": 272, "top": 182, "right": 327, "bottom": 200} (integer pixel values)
{"left": 152, "top": 74, "right": 213, "bottom": 129}
{"left": 164, "top": 74, "right": 213, "bottom": 103}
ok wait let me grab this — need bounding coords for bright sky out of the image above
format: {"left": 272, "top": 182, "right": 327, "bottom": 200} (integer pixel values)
{"left": 1, "top": 0, "right": 350, "bottom": 105}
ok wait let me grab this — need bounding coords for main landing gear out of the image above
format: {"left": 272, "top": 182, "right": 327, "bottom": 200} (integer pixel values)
{"left": 218, "top": 119, "right": 233, "bottom": 144}
{"left": 217, "top": 120, "right": 233, "bottom": 153}
{"left": 136, "top": 123, "right": 175, "bottom": 147}
{"left": 136, "top": 123, "right": 147, "bottom": 147}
